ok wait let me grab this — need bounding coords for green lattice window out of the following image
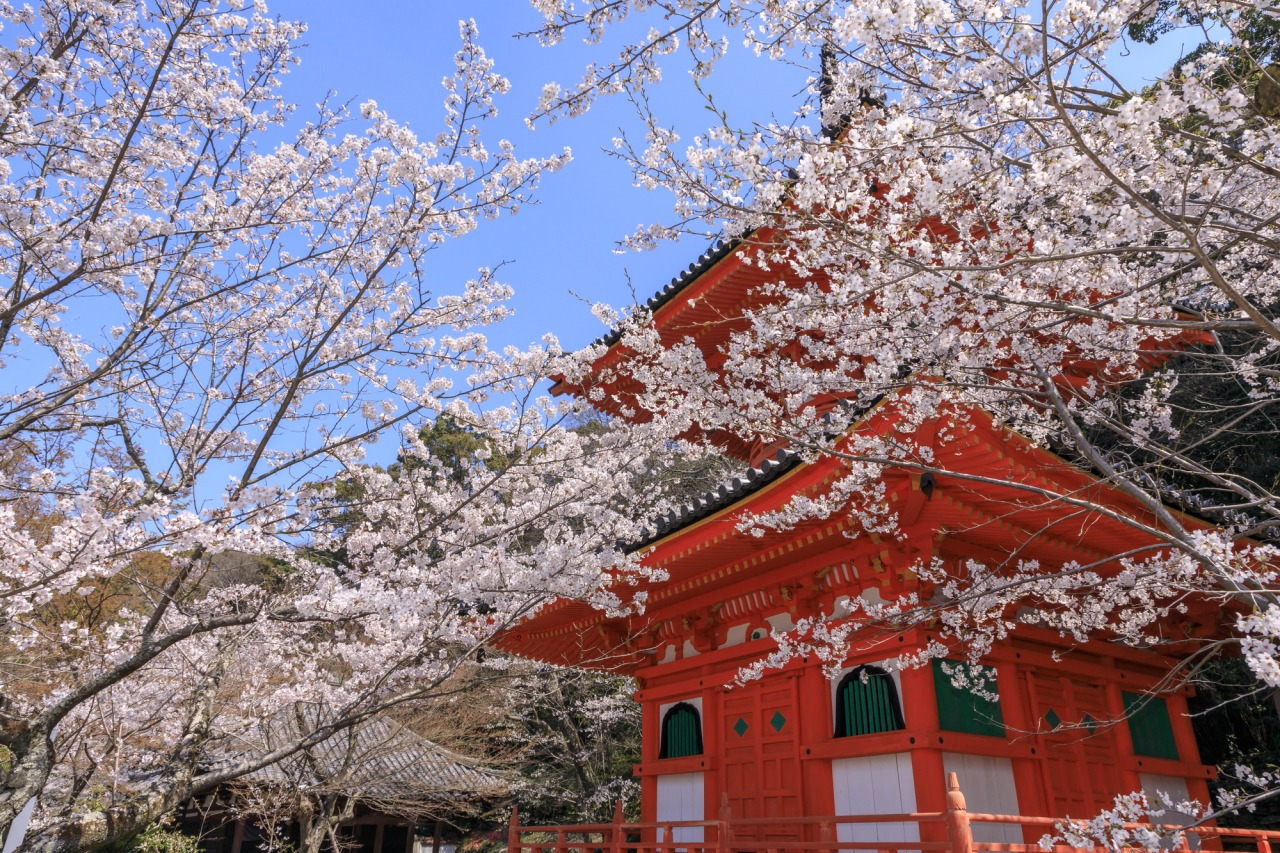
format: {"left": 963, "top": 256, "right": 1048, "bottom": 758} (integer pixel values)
{"left": 1122, "top": 691, "right": 1179, "bottom": 760}
{"left": 659, "top": 702, "right": 702, "bottom": 758}
{"left": 835, "top": 665, "right": 905, "bottom": 737}
{"left": 933, "top": 659, "right": 1005, "bottom": 737}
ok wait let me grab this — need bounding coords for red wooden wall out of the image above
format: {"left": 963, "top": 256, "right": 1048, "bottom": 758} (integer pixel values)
{"left": 633, "top": 632, "right": 1214, "bottom": 838}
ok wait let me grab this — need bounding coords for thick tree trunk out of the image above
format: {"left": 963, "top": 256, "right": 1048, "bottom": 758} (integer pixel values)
{"left": 300, "top": 814, "right": 329, "bottom": 853}
{"left": 296, "top": 793, "right": 354, "bottom": 853}
{"left": 17, "top": 663, "right": 227, "bottom": 853}
{"left": 0, "top": 730, "right": 54, "bottom": 837}
{"left": 17, "top": 784, "right": 194, "bottom": 853}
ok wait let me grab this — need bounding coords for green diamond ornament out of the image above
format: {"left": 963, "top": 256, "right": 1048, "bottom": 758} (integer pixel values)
{"left": 733, "top": 717, "right": 748, "bottom": 737}
{"left": 770, "top": 711, "right": 786, "bottom": 732}
{"left": 1082, "top": 713, "right": 1098, "bottom": 733}
{"left": 1044, "top": 708, "right": 1061, "bottom": 730}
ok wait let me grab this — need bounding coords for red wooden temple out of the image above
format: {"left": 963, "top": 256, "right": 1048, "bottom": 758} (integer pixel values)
{"left": 495, "top": 232, "right": 1249, "bottom": 850}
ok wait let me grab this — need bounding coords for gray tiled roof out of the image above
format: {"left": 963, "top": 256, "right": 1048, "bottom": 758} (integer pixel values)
{"left": 241, "top": 716, "right": 508, "bottom": 801}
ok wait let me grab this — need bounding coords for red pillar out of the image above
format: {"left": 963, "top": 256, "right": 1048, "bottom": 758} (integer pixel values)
{"left": 995, "top": 661, "right": 1049, "bottom": 837}
{"left": 802, "top": 658, "right": 837, "bottom": 819}
{"left": 702, "top": 680, "right": 719, "bottom": 827}
{"left": 1103, "top": 678, "right": 1143, "bottom": 797}
{"left": 508, "top": 806, "right": 521, "bottom": 853}
{"left": 641, "top": 694, "right": 660, "bottom": 824}
{"left": 1167, "top": 690, "right": 1214, "bottom": 811}
{"left": 903, "top": 656, "right": 947, "bottom": 844}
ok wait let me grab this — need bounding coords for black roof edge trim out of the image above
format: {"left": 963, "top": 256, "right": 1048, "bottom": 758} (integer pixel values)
{"left": 626, "top": 447, "right": 802, "bottom": 553}
{"left": 592, "top": 230, "right": 757, "bottom": 351}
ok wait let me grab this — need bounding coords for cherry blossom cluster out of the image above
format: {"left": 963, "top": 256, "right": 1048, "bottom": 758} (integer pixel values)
{"left": 0, "top": 4, "right": 691, "bottom": 851}
{"left": 1046, "top": 790, "right": 1205, "bottom": 850}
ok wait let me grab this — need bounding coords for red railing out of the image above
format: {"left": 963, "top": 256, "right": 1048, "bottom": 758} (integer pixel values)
{"left": 508, "top": 773, "right": 1280, "bottom": 853}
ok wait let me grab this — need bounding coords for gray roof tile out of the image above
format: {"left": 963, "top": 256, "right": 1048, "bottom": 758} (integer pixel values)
{"left": 239, "top": 716, "right": 508, "bottom": 801}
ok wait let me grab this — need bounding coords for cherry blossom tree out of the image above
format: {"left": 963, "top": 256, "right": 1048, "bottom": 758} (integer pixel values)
{"left": 0, "top": 3, "right": 690, "bottom": 851}
{"left": 500, "top": 665, "right": 640, "bottom": 825}
{"left": 529, "top": 0, "right": 1280, "bottom": 828}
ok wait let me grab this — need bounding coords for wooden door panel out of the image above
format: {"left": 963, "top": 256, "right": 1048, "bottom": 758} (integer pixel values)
{"left": 720, "top": 677, "right": 803, "bottom": 839}
{"left": 1026, "top": 670, "right": 1122, "bottom": 817}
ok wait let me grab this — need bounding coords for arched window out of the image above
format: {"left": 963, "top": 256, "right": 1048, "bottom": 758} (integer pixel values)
{"left": 659, "top": 702, "right": 703, "bottom": 758}
{"left": 834, "top": 665, "right": 905, "bottom": 737}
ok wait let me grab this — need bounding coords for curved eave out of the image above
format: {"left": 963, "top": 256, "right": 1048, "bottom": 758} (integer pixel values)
{"left": 497, "top": 397, "right": 1258, "bottom": 671}
{"left": 493, "top": 447, "right": 844, "bottom": 671}
{"left": 549, "top": 230, "right": 770, "bottom": 398}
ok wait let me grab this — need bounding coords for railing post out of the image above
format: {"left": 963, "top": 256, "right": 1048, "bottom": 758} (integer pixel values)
{"left": 718, "top": 792, "right": 734, "bottom": 853}
{"left": 819, "top": 820, "right": 834, "bottom": 853}
{"left": 657, "top": 825, "right": 667, "bottom": 853}
{"left": 945, "top": 772, "right": 973, "bottom": 853}
{"left": 556, "top": 830, "right": 567, "bottom": 853}
{"left": 508, "top": 806, "right": 521, "bottom": 853}
{"left": 611, "top": 799, "right": 625, "bottom": 853}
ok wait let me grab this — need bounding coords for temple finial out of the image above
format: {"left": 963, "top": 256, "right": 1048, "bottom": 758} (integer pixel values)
{"left": 820, "top": 41, "right": 838, "bottom": 139}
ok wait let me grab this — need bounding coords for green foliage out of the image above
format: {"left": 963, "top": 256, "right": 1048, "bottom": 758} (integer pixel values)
{"left": 1125, "top": 0, "right": 1207, "bottom": 47}
{"left": 1127, "top": 4, "right": 1280, "bottom": 102}
{"left": 563, "top": 408, "right": 739, "bottom": 512}
{"left": 1160, "top": 342, "right": 1280, "bottom": 505}
{"left": 103, "top": 823, "right": 203, "bottom": 853}
{"left": 1081, "top": 319, "right": 1280, "bottom": 536}
{"left": 392, "top": 414, "right": 516, "bottom": 484}
{"left": 304, "top": 414, "right": 517, "bottom": 569}
{"left": 458, "top": 829, "right": 507, "bottom": 853}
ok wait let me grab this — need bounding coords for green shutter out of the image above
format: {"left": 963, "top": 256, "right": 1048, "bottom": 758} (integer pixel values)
{"left": 1122, "top": 691, "right": 1179, "bottom": 760}
{"left": 933, "top": 659, "right": 1005, "bottom": 737}
{"left": 836, "top": 667, "right": 904, "bottom": 737}
{"left": 661, "top": 705, "right": 701, "bottom": 758}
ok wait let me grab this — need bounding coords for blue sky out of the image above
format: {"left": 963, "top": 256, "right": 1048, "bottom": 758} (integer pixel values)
{"left": 269, "top": 1, "right": 811, "bottom": 354}
{"left": 270, "top": 1, "right": 1200, "bottom": 354}
{"left": 2, "top": 0, "right": 1203, "bottom": 434}
{"left": 0, "top": 1, "right": 1206, "bottom": 491}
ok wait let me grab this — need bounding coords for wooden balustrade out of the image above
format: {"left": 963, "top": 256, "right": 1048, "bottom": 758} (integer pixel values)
{"left": 508, "top": 773, "right": 1280, "bottom": 853}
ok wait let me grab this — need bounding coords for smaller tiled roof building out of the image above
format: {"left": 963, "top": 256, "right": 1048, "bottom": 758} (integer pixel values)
{"left": 182, "top": 717, "right": 508, "bottom": 853}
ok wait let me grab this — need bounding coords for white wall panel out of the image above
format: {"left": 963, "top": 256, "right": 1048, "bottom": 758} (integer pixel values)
{"left": 656, "top": 772, "right": 705, "bottom": 844}
{"left": 942, "top": 753, "right": 1021, "bottom": 844}
{"left": 1141, "top": 773, "right": 1200, "bottom": 850}
{"left": 722, "top": 623, "right": 748, "bottom": 648}
{"left": 831, "top": 753, "right": 919, "bottom": 845}
{"left": 1140, "top": 773, "right": 1191, "bottom": 808}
